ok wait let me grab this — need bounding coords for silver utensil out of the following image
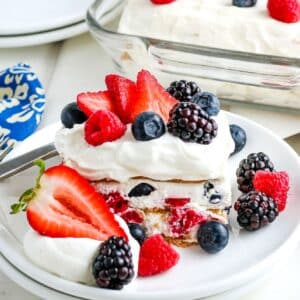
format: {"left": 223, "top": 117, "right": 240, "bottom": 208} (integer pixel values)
{"left": 0, "top": 142, "right": 58, "bottom": 180}
{"left": 0, "top": 133, "right": 15, "bottom": 163}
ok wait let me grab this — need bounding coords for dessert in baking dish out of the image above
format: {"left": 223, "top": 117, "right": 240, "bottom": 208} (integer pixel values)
{"left": 119, "top": 0, "right": 300, "bottom": 58}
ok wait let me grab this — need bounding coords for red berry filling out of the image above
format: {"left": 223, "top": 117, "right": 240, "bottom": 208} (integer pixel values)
{"left": 121, "top": 209, "right": 144, "bottom": 224}
{"left": 165, "top": 198, "right": 190, "bottom": 207}
{"left": 103, "top": 192, "right": 129, "bottom": 214}
{"left": 168, "top": 208, "right": 207, "bottom": 238}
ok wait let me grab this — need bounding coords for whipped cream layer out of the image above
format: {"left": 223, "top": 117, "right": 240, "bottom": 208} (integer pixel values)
{"left": 119, "top": 0, "right": 300, "bottom": 58}
{"left": 93, "top": 176, "right": 232, "bottom": 210}
{"left": 55, "top": 112, "right": 234, "bottom": 182}
{"left": 23, "top": 217, "right": 140, "bottom": 286}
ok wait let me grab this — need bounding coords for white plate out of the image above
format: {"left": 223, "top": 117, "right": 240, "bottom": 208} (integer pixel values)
{"left": 0, "top": 21, "right": 87, "bottom": 48}
{"left": 0, "top": 250, "right": 291, "bottom": 300}
{"left": 0, "top": 112, "right": 300, "bottom": 300}
{"left": 0, "top": 0, "right": 93, "bottom": 36}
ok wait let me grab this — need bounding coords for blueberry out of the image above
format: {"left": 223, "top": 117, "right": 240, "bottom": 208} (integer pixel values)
{"left": 128, "top": 223, "right": 146, "bottom": 245}
{"left": 191, "top": 92, "right": 220, "bottom": 116}
{"left": 132, "top": 112, "right": 165, "bottom": 141}
{"left": 209, "top": 194, "right": 222, "bottom": 204}
{"left": 230, "top": 124, "right": 247, "bottom": 155}
{"left": 60, "top": 102, "right": 87, "bottom": 128}
{"left": 232, "top": 0, "right": 257, "bottom": 7}
{"left": 128, "top": 183, "right": 155, "bottom": 197}
{"left": 197, "top": 221, "right": 229, "bottom": 254}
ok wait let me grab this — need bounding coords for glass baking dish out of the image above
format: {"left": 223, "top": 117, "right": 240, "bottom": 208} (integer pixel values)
{"left": 86, "top": 0, "right": 300, "bottom": 112}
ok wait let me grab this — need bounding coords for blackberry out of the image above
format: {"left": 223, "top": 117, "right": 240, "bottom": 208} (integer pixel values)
{"left": 166, "top": 80, "right": 201, "bottom": 102}
{"left": 92, "top": 236, "right": 134, "bottom": 290}
{"left": 236, "top": 152, "right": 274, "bottom": 193}
{"left": 234, "top": 191, "right": 279, "bottom": 231}
{"left": 167, "top": 102, "right": 218, "bottom": 144}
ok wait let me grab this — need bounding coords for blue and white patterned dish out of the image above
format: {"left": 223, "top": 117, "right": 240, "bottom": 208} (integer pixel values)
{"left": 0, "top": 63, "right": 45, "bottom": 142}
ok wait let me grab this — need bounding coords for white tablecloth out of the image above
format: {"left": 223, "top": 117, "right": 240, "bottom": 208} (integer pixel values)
{"left": 0, "top": 33, "right": 299, "bottom": 300}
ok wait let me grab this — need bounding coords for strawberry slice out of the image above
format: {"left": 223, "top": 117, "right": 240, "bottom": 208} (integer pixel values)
{"left": 11, "top": 161, "right": 127, "bottom": 241}
{"left": 77, "top": 91, "right": 115, "bottom": 117}
{"left": 130, "top": 70, "right": 178, "bottom": 123}
{"left": 105, "top": 74, "right": 137, "bottom": 124}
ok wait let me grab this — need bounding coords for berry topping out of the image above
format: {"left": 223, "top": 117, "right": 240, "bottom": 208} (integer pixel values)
{"left": 104, "top": 192, "right": 129, "bottom": 214}
{"left": 253, "top": 171, "right": 289, "bottom": 212}
{"left": 268, "top": 0, "right": 300, "bottom": 23}
{"left": 168, "top": 208, "right": 207, "bottom": 238}
{"left": 132, "top": 111, "right": 166, "bottom": 141}
{"left": 230, "top": 124, "right": 247, "bottom": 155}
{"left": 236, "top": 152, "right": 274, "bottom": 193}
{"left": 165, "top": 198, "right": 190, "bottom": 207}
{"left": 105, "top": 74, "right": 137, "bottom": 124}
{"left": 197, "top": 221, "right": 229, "bottom": 254}
{"left": 128, "top": 183, "right": 156, "bottom": 197}
{"left": 167, "top": 102, "right": 218, "bottom": 144}
{"left": 60, "top": 102, "right": 87, "bottom": 129}
{"left": 233, "top": 0, "right": 257, "bottom": 7}
{"left": 128, "top": 223, "right": 147, "bottom": 245}
{"left": 92, "top": 236, "right": 134, "bottom": 290}
{"left": 234, "top": 191, "right": 279, "bottom": 231}
{"left": 77, "top": 91, "right": 115, "bottom": 117}
{"left": 121, "top": 210, "right": 144, "bottom": 224}
{"left": 84, "top": 110, "right": 126, "bottom": 146}
{"left": 138, "top": 234, "right": 180, "bottom": 277}
{"left": 151, "top": 0, "right": 176, "bottom": 4}
{"left": 191, "top": 92, "right": 220, "bottom": 117}
{"left": 166, "top": 80, "right": 201, "bottom": 102}
{"left": 10, "top": 161, "right": 127, "bottom": 240}
{"left": 130, "top": 70, "right": 178, "bottom": 123}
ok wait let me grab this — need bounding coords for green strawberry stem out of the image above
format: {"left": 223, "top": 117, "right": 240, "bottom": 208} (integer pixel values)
{"left": 10, "top": 159, "right": 45, "bottom": 214}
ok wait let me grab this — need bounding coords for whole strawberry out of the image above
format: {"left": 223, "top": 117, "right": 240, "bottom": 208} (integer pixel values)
{"left": 253, "top": 170, "right": 289, "bottom": 212}
{"left": 267, "top": 0, "right": 300, "bottom": 23}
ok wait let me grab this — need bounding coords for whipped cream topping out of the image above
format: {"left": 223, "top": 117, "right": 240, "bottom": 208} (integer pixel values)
{"left": 119, "top": 0, "right": 300, "bottom": 58}
{"left": 55, "top": 111, "right": 234, "bottom": 182}
{"left": 23, "top": 216, "right": 140, "bottom": 286}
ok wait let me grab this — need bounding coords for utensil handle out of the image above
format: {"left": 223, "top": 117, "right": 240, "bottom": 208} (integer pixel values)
{"left": 148, "top": 42, "right": 300, "bottom": 89}
{"left": 0, "top": 143, "right": 58, "bottom": 180}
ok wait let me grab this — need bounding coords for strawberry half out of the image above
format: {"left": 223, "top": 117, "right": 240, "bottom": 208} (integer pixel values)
{"left": 77, "top": 91, "right": 115, "bottom": 117}
{"left": 130, "top": 70, "right": 178, "bottom": 123}
{"left": 105, "top": 74, "right": 137, "bottom": 124}
{"left": 11, "top": 160, "right": 127, "bottom": 241}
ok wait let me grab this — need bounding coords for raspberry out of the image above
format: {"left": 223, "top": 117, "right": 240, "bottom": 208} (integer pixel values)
{"left": 151, "top": 0, "right": 176, "bottom": 4}
{"left": 138, "top": 234, "right": 179, "bottom": 276}
{"left": 84, "top": 110, "right": 126, "bottom": 146}
{"left": 103, "top": 192, "right": 129, "bottom": 214}
{"left": 165, "top": 198, "right": 190, "bottom": 207}
{"left": 267, "top": 0, "right": 300, "bottom": 23}
{"left": 168, "top": 208, "right": 207, "bottom": 237}
{"left": 253, "top": 171, "right": 289, "bottom": 212}
{"left": 121, "top": 210, "right": 144, "bottom": 224}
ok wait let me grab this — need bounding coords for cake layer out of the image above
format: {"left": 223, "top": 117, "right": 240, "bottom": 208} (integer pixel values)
{"left": 119, "top": 0, "right": 300, "bottom": 58}
{"left": 55, "top": 112, "right": 234, "bottom": 182}
{"left": 93, "top": 177, "right": 232, "bottom": 210}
